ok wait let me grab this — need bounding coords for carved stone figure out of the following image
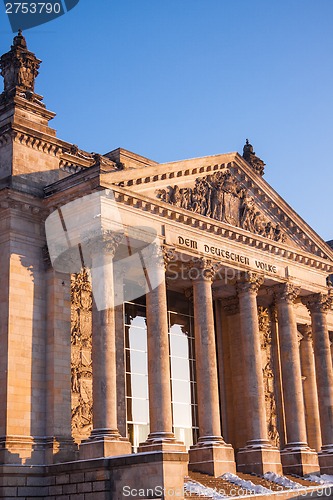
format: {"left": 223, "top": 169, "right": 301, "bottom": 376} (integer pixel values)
{"left": 242, "top": 139, "right": 266, "bottom": 176}
{"left": 156, "top": 168, "right": 286, "bottom": 242}
{"left": 0, "top": 31, "right": 43, "bottom": 105}
{"left": 258, "top": 306, "right": 280, "bottom": 447}
{"left": 71, "top": 268, "right": 93, "bottom": 443}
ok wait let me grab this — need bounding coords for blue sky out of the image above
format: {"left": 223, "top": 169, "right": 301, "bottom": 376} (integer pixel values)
{"left": 0, "top": 0, "right": 332, "bottom": 240}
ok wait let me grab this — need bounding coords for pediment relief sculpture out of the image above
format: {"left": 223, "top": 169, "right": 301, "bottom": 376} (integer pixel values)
{"left": 156, "top": 168, "right": 286, "bottom": 243}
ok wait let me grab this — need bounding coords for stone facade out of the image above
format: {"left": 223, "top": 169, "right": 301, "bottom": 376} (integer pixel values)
{"left": 1, "top": 33, "right": 333, "bottom": 499}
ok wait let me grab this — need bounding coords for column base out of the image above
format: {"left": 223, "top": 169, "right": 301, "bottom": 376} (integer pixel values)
{"left": 45, "top": 436, "right": 78, "bottom": 464}
{"left": 189, "top": 437, "right": 236, "bottom": 477}
{"left": 79, "top": 429, "right": 132, "bottom": 460}
{"left": 0, "top": 435, "right": 46, "bottom": 465}
{"left": 237, "top": 440, "right": 282, "bottom": 475}
{"left": 318, "top": 446, "right": 333, "bottom": 474}
{"left": 281, "top": 443, "right": 319, "bottom": 475}
{"left": 138, "top": 432, "right": 186, "bottom": 453}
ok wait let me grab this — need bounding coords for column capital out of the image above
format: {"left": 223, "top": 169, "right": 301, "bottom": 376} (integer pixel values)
{"left": 141, "top": 243, "right": 176, "bottom": 272}
{"left": 236, "top": 271, "right": 264, "bottom": 295}
{"left": 82, "top": 229, "right": 124, "bottom": 260}
{"left": 301, "top": 292, "right": 333, "bottom": 314}
{"left": 163, "top": 245, "right": 177, "bottom": 269}
{"left": 298, "top": 324, "right": 313, "bottom": 342}
{"left": 188, "top": 257, "right": 220, "bottom": 282}
{"left": 274, "top": 282, "right": 300, "bottom": 304}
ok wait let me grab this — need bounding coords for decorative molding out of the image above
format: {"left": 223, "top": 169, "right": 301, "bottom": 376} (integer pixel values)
{"left": 71, "top": 268, "right": 93, "bottom": 443}
{"left": 302, "top": 292, "right": 333, "bottom": 314}
{"left": 187, "top": 257, "right": 220, "bottom": 282}
{"left": 109, "top": 158, "right": 330, "bottom": 260}
{"left": 59, "top": 146, "right": 121, "bottom": 175}
{"left": 236, "top": 271, "right": 264, "bottom": 295}
{"left": 258, "top": 306, "right": 280, "bottom": 447}
{"left": 274, "top": 283, "right": 300, "bottom": 304}
{"left": 0, "top": 192, "right": 48, "bottom": 219}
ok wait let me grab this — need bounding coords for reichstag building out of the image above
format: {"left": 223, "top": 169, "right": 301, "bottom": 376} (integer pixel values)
{"left": 0, "top": 31, "right": 333, "bottom": 499}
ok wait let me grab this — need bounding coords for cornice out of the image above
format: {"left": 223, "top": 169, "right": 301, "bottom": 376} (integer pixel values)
{"left": 106, "top": 185, "right": 333, "bottom": 274}
{"left": 233, "top": 154, "right": 333, "bottom": 262}
{"left": 0, "top": 95, "right": 55, "bottom": 120}
{"left": 41, "top": 171, "right": 333, "bottom": 275}
{"left": 100, "top": 152, "right": 332, "bottom": 261}
{"left": 0, "top": 188, "right": 48, "bottom": 219}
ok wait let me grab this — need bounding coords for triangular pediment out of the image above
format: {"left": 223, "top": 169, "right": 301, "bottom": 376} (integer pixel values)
{"left": 100, "top": 151, "right": 333, "bottom": 263}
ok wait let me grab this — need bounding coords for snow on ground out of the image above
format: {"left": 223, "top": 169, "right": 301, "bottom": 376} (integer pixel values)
{"left": 184, "top": 480, "right": 229, "bottom": 499}
{"left": 221, "top": 473, "right": 272, "bottom": 495}
{"left": 305, "top": 474, "right": 333, "bottom": 485}
{"left": 263, "top": 472, "right": 305, "bottom": 490}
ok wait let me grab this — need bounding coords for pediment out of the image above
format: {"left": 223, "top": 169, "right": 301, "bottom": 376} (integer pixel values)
{"left": 156, "top": 168, "right": 287, "bottom": 245}
{"left": 102, "top": 152, "right": 333, "bottom": 262}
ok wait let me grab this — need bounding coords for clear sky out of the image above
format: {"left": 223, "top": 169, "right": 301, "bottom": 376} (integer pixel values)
{"left": 0, "top": 1, "right": 332, "bottom": 241}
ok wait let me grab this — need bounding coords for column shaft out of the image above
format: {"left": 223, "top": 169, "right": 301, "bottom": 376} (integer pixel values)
{"left": 275, "top": 283, "right": 318, "bottom": 475}
{"left": 299, "top": 325, "right": 322, "bottom": 451}
{"left": 146, "top": 267, "right": 173, "bottom": 436}
{"left": 192, "top": 279, "right": 222, "bottom": 439}
{"left": 276, "top": 296, "right": 308, "bottom": 446}
{"left": 138, "top": 246, "right": 185, "bottom": 453}
{"left": 238, "top": 284, "right": 268, "bottom": 444}
{"left": 303, "top": 294, "right": 333, "bottom": 450}
{"left": 80, "top": 247, "right": 131, "bottom": 459}
{"left": 91, "top": 254, "right": 118, "bottom": 433}
{"left": 188, "top": 260, "right": 235, "bottom": 477}
{"left": 236, "top": 273, "right": 282, "bottom": 475}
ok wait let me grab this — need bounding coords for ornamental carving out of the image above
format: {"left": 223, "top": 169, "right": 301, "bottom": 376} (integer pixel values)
{"left": 302, "top": 292, "right": 333, "bottom": 314}
{"left": 156, "top": 169, "right": 286, "bottom": 241}
{"left": 258, "top": 307, "right": 280, "bottom": 447}
{"left": 274, "top": 282, "right": 300, "bottom": 304}
{"left": 0, "top": 31, "right": 44, "bottom": 106}
{"left": 71, "top": 268, "right": 93, "bottom": 443}
{"left": 236, "top": 271, "right": 264, "bottom": 295}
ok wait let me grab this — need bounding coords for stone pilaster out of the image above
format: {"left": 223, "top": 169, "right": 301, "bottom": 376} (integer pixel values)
{"left": 236, "top": 272, "right": 282, "bottom": 475}
{"left": 138, "top": 245, "right": 186, "bottom": 453}
{"left": 302, "top": 292, "right": 333, "bottom": 473}
{"left": 298, "top": 325, "right": 322, "bottom": 452}
{"left": 45, "top": 268, "right": 77, "bottom": 463}
{"left": 80, "top": 233, "right": 131, "bottom": 459}
{"left": 274, "top": 283, "right": 318, "bottom": 475}
{"left": 188, "top": 259, "right": 236, "bottom": 477}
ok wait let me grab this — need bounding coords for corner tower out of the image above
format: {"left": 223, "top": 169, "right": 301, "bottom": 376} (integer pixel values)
{"left": 0, "top": 31, "right": 60, "bottom": 189}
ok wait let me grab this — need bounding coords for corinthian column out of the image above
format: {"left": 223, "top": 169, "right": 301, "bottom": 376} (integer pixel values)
{"left": 236, "top": 272, "right": 282, "bottom": 475}
{"left": 274, "top": 283, "right": 318, "bottom": 475}
{"left": 298, "top": 325, "right": 322, "bottom": 452}
{"left": 188, "top": 259, "right": 235, "bottom": 477}
{"left": 138, "top": 245, "right": 186, "bottom": 452}
{"left": 302, "top": 292, "right": 333, "bottom": 474}
{"left": 80, "top": 232, "right": 131, "bottom": 459}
